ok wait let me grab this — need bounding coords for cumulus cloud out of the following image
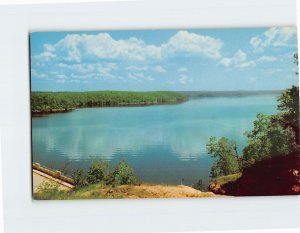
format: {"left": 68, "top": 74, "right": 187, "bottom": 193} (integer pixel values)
{"left": 127, "top": 72, "right": 154, "bottom": 81}
{"left": 126, "top": 66, "right": 148, "bottom": 71}
{"left": 161, "top": 30, "right": 223, "bottom": 59}
{"left": 263, "top": 68, "right": 282, "bottom": 75}
{"left": 33, "top": 51, "right": 56, "bottom": 61}
{"left": 237, "top": 61, "right": 256, "bottom": 68}
{"left": 177, "top": 67, "right": 188, "bottom": 72}
{"left": 34, "top": 31, "right": 224, "bottom": 63}
{"left": 220, "top": 57, "right": 232, "bottom": 67}
{"left": 178, "top": 74, "right": 192, "bottom": 84}
{"left": 153, "top": 65, "right": 166, "bottom": 73}
{"left": 58, "top": 62, "right": 117, "bottom": 74}
{"left": 256, "top": 56, "right": 277, "bottom": 62}
{"left": 220, "top": 50, "right": 253, "bottom": 68}
{"left": 250, "top": 27, "right": 297, "bottom": 52}
{"left": 31, "top": 69, "right": 48, "bottom": 79}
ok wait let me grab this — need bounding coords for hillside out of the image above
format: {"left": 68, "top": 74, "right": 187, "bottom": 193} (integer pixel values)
{"left": 209, "top": 152, "right": 300, "bottom": 196}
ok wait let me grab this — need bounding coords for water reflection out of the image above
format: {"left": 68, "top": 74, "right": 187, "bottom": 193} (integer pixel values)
{"left": 32, "top": 95, "right": 278, "bottom": 186}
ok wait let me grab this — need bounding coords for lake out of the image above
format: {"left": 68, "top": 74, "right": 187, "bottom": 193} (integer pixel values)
{"left": 32, "top": 94, "right": 278, "bottom": 187}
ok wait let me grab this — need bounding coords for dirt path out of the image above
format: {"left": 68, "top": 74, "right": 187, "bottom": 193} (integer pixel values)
{"left": 33, "top": 169, "right": 74, "bottom": 193}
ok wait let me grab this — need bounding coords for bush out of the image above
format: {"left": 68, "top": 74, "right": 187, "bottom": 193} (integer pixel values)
{"left": 72, "top": 169, "right": 88, "bottom": 188}
{"left": 86, "top": 161, "right": 108, "bottom": 184}
{"left": 34, "top": 180, "right": 61, "bottom": 200}
{"left": 107, "top": 160, "right": 137, "bottom": 186}
{"left": 206, "top": 137, "right": 241, "bottom": 177}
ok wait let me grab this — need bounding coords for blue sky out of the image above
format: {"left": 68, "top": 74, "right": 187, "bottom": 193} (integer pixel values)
{"left": 30, "top": 27, "right": 299, "bottom": 91}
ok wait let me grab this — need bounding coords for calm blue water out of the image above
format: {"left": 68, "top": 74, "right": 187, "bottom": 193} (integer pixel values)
{"left": 32, "top": 94, "right": 278, "bottom": 187}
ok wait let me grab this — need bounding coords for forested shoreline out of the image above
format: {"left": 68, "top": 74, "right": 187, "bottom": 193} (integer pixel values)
{"left": 31, "top": 91, "right": 188, "bottom": 115}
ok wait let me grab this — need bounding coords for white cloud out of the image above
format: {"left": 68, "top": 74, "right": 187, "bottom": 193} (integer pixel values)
{"left": 161, "top": 30, "right": 223, "bottom": 59}
{"left": 38, "top": 33, "right": 161, "bottom": 62}
{"left": 250, "top": 27, "right": 297, "bottom": 52}
{"left": 127, "top": 73, "right": 138, "bottom": 80}
{"left": 33, "top": 51, "right": 56, "bottom": 61}
{"left": 127, "top": 72, "right": 154, "bottom": 81}
{"left": 57, "top": 62, "right": 118, "bottom": 78}
{"left": 34, "top": 31, "right": 224, "bottom": 63}
{"left": 256, "top": 56, "right": 277, "bottom": 62}
{"left": 153, "top": 65, "right": 166, "bottom": 73}
{"left": 145, "top": 76, "right": 155, "bottom": 81}
{"left": 220, "top": 50, "right": 252, "bottom": 68}
{"left": 263, "top": 68, "right": 282, "bottom": 75}
{"left": 31, "top": 69, "right": 48, "bottom": 79}
{"left": 178, "top": 74, "right": 193, "bottom": 84}
{"left": 56, "top": 74, "right": 67, "bottom": 79}
{"left": 232, "top": 50, "right": 247, "bottom": 63}
{"left": 126, "top": 66, "right": 148, "bottom": 71}
{"left": 221, "top": 53, "right": 278, "bottom": 69}
{"left": 177, "top": 67, "right": 188, "bottom": 72}
{"left": 56, "top": 79, "right": 66, "bottom": 83}
{"left": 237, "top": 61, "right": 256, "bottom": 68}
{"left": 220, "top": 57, "right": 232, "bottom": 67}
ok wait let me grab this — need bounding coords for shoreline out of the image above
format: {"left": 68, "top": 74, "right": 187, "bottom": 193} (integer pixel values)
{"left": 31, "top": 99, "right": 187, "bottom": 116}
{"left": 32, "top": 163, "right": 218, "bottom": 199}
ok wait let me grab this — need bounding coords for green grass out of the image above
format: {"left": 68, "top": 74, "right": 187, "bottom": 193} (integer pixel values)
{"left": 31, "top": 91, "right": 188, "bottom": 114}
{"left": 212, "top": 173, "right": 241, "bottom": 186}
{"left": 34, "top": 182, "right": 115, "bottom": 200}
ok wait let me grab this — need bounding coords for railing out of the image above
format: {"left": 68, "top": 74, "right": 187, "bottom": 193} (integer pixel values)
{"left": 32, "top": 163, "right": 74, "bottom": 185}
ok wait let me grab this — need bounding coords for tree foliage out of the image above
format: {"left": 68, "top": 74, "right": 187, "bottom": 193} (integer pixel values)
{"left": 243, "top": 113, "right": 296, "bottom": 167}
{"left": 72, "top": 169, "right": 88, "bottom": 188}
{"left": 206, "top": 137, "right": 240, "bottom": 177}
{"left": 107, "top": 160, "right": 137, "bottom": 186}
{"left": 31, "top": 91, "right": 188, "bottom": 114}
{"left": 72, "top": 160, "right": 137, "bottom": 188}
{"left": 86, "top": 161, "right": 109, "bottom": 184}
{"left": 277, "top": 85, "right": 299, "bottom": 144}
{"left": 207, "top": 53, "right": 299, "bottom": 177}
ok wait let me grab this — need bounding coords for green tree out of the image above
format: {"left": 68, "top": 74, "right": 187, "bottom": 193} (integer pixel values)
{"left": 107, "top": 160, "right": 137, "bottom": 186}
{"left": 277, "top": 85, "right": 299, "bottom": 144}
{"left": 72, "top": 169, "right": 88, "bottom": 188}
{"left": 86, "top": 160, "right": 109, "bottom": 184}
{"left": 243, "top": 113, "right": 296, "bottom": 167}
{"left": 206, "top": 137, "right": 240, "bottom": 177}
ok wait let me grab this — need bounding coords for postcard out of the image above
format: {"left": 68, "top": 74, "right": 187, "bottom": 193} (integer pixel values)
{"left": 30, "top": 27, "right": 299, "bottom": 199}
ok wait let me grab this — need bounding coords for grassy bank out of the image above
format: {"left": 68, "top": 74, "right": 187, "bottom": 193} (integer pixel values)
{"left": 31, "top": 91, "right": 188, "bottom": 114}
{"left": 33, "top": 182, "right": 217, "bottom": 200}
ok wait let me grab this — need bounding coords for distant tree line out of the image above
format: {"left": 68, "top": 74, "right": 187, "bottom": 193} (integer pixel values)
{"left": 31, "top": 91, "right": 188, "bottom": 114}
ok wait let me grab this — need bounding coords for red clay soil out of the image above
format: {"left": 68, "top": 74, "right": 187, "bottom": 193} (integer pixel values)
{"left": 210, "top": 152, "right": 300, "bottom": 196}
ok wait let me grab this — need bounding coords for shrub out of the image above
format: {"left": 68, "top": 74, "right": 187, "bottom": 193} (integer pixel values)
{"left": 86, "top": 161, "right": 109, "bottom": 184}
{"left": 72, "top": 169, "right": 88, "bottom": 188}
{"left": 34, "top": 180, "right": 61, "bottom": 200}
{"left": 107, "top": 160, "right": 137, "bottom": 186}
